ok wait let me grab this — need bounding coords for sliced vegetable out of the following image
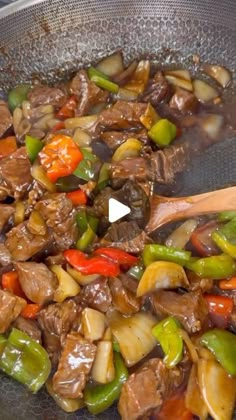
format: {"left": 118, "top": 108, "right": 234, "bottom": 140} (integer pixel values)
{"left": 73, "top": 127, "right": 92, "bottom": 147}
{"left": 25, "top": 135, "right": 43, "bottom": 163}
{"left": 0, "top": 328, "right": 51, "bottom": 393}
{"left": 28, "top": 210, "right": 47, "bottom": 236}
{"left": 193, "top": 79, "right": 218, "bottom": 103}
{"left": 21, "top": 304, "right": 41, "bottom": 319}
{"left": 113, "top": 60, "right": 138, "bottom": 84}
{"left": 218, "top": 211, "right": 236, "bottom": 222}
{"left": 165, "top": 219, "right": 198, "bottom": 249}
{"left": 46, "top": 379, "right": 85, "bottom": 413}
{"left": 64, "top": 249, "right": 120, "bottom": 277}
{"left": 88, "top": 66, "right": 110, "bottom": 80}
{"left": 198, "top": 357, "right": 236, "bottom": 420}
{"left": 200, "top": 114, "right": 223, "bottom": 140}
{"left": 94, "top": 247, "right": 138, "bottom": 267}
{"left": 84, "top": 352, "right": 128, "bottom": 415}
{"left": 82, "top": 308, "right": 106, "bottom": 341}
{"left": 212, "top": 217, "right": 236, "bottom": 258}
{"left": 137, "top": 261, "right": 189, "bottom": 297}
{"left": 97, "top": 162, "right": 110, "bottom": 191}
{"left": 185, "top": 364, "right": 208, "bottom": 419}
{"left": 158, "top": 393, "right": 193, "bottom": 420}
{"left": 152, "top": 316, "right": 183, "bottom": 368}
{"left": 66, "top": 265, "right": 99, "bottom": 286}
{"left": 51, "top": 265, "right": 80, "bottom": 302}
{"left": 14, "top": 201, "right": 25, "bottom": 225}
{"left": 107, "top": 311, "right": 156, "bottom": 367}
{"left": 67, "top": 189, "right": 87, "bottom": 206}
{"left": 179, "top": 329, "right": 198, "bottom": 364}
{"left": 186, "top": 254, "right": 236, "bottom": 279}
{"left": 202, "top": 63, "right": 231, "bottom": 88}
{"left": 127, "top": 263, "right": 144, "bottom": 281}
{"left": 8, "top": 84, "right": 32, "bottom": 111}
{"left": 142, "top": 244, "right": 191, "bottom": 267}
{"left": 139, "top": 103, "right": 160, "bottom": 130}
{"left": 90, "top": 75, "right": 119, "bottom": 93}
{"left": 39, "top": 134, "right": 83, "bottom": 182}
{"left": 73, "top": 147, "right": 98, "bottom": 181}
{"left": 112, "top": 138, "right": 142, "bottom": 162}
{"left": 76, "top": 212, "right": 99, "bottom": 251}
{"left": 165, "top": 73, "right": 193, "bottom": 92}
{"left": 190, "top": 221, "right": 220, "bottom": 257}
{"left": 31, "top": 161, "right": 56, "bottom": 192}
{"left": 219, "top": 277, "right": 236, "bottom": 290}
{"left": 204, "top": 294, "right": 233, "bottom": 319}
{"left": 2, "top": 271, "right": 25, "bottom": 299}
{"left": 64, "top": 115, "right": 98, "bottom": 130}
{"left": 57, "top": 95, "right": 77, "bottom": 119}
{"left": 148, "top": 118, "right": 177, "bottom": 147}
{"left": 0, "top": 136, "right": 17, "bottom": 159}
{"left": 91, "top": 341, "right": 115, "bottom": 384}
{"left": 96, "top": 52, "right": 124, "bottom": 77}
{"left": 200, "top": 329, "right": 236, "bottom": 376}
{"left": 165, "top": 69, "right": 191, "bottom": 81}
{"left": 115, "top": 88, "right": 138, "bottom": 101}
{"left": 124, "top": 60, "right": 150, "bottom": 94}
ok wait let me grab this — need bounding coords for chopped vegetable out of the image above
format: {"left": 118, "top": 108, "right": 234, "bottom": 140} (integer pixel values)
{"left": 112, "top": 138, "right": 142, "bottom": 162}
{"left": 84, "top": 352, "right": 128, "bottom": 415}
{"left": 31, "top": 161, "right": 57, "bottom": 192}
{"left": 152, "top": 316, "right": 183, "bottom": 368}
{"left": 165, "top": 69, "right": 191, "bottom": 81}
{"left": 21, "top": 304, "right": 41, "bottom": 319}
{"left": 137, "top": 261, "right": 189, "bottom": 297}
{"left": 165, "top": 71, "right": 193, "bottom": 92}
{"left": 127, "top": 263, "right": 144, "bottom": 281}
{"left": 64, "top": 115, "right": 98, "bottom": 130}
{"left": 90, "top": 75, "right": 119, "bottom": 93}
{"left": 46, "top": 379, "right": 85, "bottom": 412}
{"left": 193, "top": 79, "right": 218, "bottom": 103}
{"left": 2, "top": 271, "right": 25, "bottom": 299}
{"left": 219, "top": 276, "right": 236, "bottom": 290}
{"left": 14, "top": 201, "right": 25, "bottom": 225}
{"left": 97, "top": 162, "right": 110, "bottom": 190}
{"left": 0, "top": 136, "right": 17, "bottom": 159}
{"left": 57, "top": 95, "right": 77, "bottom": 119}
{"left": 148, "top": 118, "right": 177, "bottom": 147}
{"left": 91, "top": 340, "right": 115, "bottom": 384}
{"left": 124, "top": 60, "right": 150, "bottom": 94}
{"left": 158, "top": 393, "right": 193, "bottom": 420}
{"left": 204, "top": 294, "right": 233, "bottom": 318}
{"left": 190, "top": 221, "right": 220, "bottom": 257}
{"left": 64, "top": 249, "right": 120, "bottom": 277}
{"left": 73, "top": 127, "right": 92, "bottom": 147}
{"left": 185, "top": 364, "right": 208, "bottom": 419}
{"left": 28, "top": 210, "right": 47, "bottom": 236}
{"left": 200, "top": 114, "right": 223, "bottom": 139}
{"left": 212, "top": 217, "right": 236, "bottom": 258}
{"left": 218, "top": 211, "right": 236, "bottom": 222}
{"left": 51, "top": 265, "right": 80, "bottom": 302}
{"left": 67, "top": 189, "right": 87, "bottom": 205}
{"left": 66, "top": 265, "right": 99, "bottom": 286}
{"left": 202, "top": 63, "right": 231, "bottom": 88}
{"left": 140, "top": 103, "right": 160, "bottom": 130}
{"left": 39, "top": 134, "right": 83, "bottom": 182}
{"left": 88, "top": 66, "right": 110, "bottom": 80}
{"left": 25, "top": 135, "right": 43, "bottom": 163}
{"left": 51, "top": 121, "right": 65, "bottom": 133}
{"left": 73, "top": 147, "right": 98, "bottom": 181}
{"left": 115, "top": 88, "right": 138, "bottom": 101}
{"left": 200, "top": 328, "right": 236, "bottom": 376}
{"left": 0, "top": 328, "right": 51, "bottom": 392}
{"left": 186, "top": 254, "right": 236, "bottom": 279}
{"left": 107, "top": 311, "right": 156, "bottom": 366}
{"left": 142, "top": 244, "right": 191, "bottom": 266}
{"left": 94, "top": 247, "right": 138, "bottom": 267}
{"left": 8, "top": 84, "right": 32, "bottom": 111}
{"left": 76, "top": 211, "right": 98, "bottom": 251}
{"left": 82, "top": 308, "right": 106, "bottom": 341}
{"left": 96, "top": 52, "right": 124, "bottom": 77}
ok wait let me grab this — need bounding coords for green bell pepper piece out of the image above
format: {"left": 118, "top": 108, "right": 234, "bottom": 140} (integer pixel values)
{"left": 84, "top": 352, "right": 128, "bottom": 415}
{"left": 218, "top": 211, "right": 236, "bottom": 222}
{"left": 200, "top": 329, "right": 236, "bottom": 376}
{"left": 0, "top": 328, "right": 51, "bottom": 393}
{"left": 212, "top": 232, "right": 236, "bottom": 259}
{"left": 90, "top": 75, "right": 119, "bottom": 93}
{"left": 97, "top": 162, "right": 110, "bottom": 191}
{"left": 148, "top": 118, "right": 177, "bottom": 147}
{"left": 152, "top": 317, "right": 183, "bottom": 368}
{"left": 0, "top": 336, "right": 7, "bottom": 356}
{"left": 186, "top": 254, "right": 236, "bottom": 279}
{"left": 112, "top": 340, "right": 120, "bottom": 353}
{"left": 25, "top": 135, "right": 43, "bottom": 163}
{"left": 127, "top": 262, "right": 144, "bottom": 281}
{"left": 88, "top": 66, "right": 110, "bottom": 81}
{"left": 8, "top": 84, "right": 32, "bottom": 112}
{"left": 142, "top": 244, "right": 191, "bottom": 267}
{"left": 76, "top": 211, "right": 99, "bottom": 251}
{"left": 73, "top": 148, "right": 98, "bottom": 181}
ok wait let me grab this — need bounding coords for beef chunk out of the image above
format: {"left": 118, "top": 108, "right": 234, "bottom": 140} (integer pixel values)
{"left": 0, "top": 101, "right": 12, "bottom": 138}
{"left": 70, "top": 70, "right": 109, "bottom": 116}
{"left": 169, "top": 87, "right": 198, "bottom": 113}
{"left": 28, "top": 85, "right": 67, "bottom": 107}
{"left": 150, "top": 290, "right": 208, "bottom": 334}
{"left": 98, "top": 101, "right": 147, "bottom": 130}
{"left": 35, "top": 193, "right": 77, "bottom": 251}
{"left": 187, "top": 270, "right": 213, "bottom": 293}
{"left": 141, "top": 71, "right": 170, "bottom": 106}
{"left": 101, "top": 221, "right": 151, "bottom": 253}
{"left": 53, "top": 333, "right": 96, "bottom": 398}
{"left": 109, "top": 276, "right": 141, "bottom": 315}
{"left": 0, "top": 243, "right": 12, "bottom": 267}
{"left": 118, "top": 358, "right": 185, "bottom": 420}
{"left": 0, "top": 147, "right": 32, "bottom": 199}
{"left": 76, "top": 277, "right": 112, "bottom": 313}
{"left": 0, "top": 289, "right": 26, "bottom": 333}
{"left": 100, "top": 129, "right": 148, "bottom": 151}
{"left": 15, "top": 262, "right": 57, "bottom": 305}
{"left": 38, "top": 300, "right": 80, "bottom": 365}
{"left": 0, "top": 204, "right": 14, "bottom": 232}
{"left": 13, "top": 316, "right": 42, "bottom": 344}
{"left": 6, "top": 221, "right": 50, "bottom": 261}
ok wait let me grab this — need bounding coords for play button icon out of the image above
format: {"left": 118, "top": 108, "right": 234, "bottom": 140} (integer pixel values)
{"left": 108, "top": 198, "right": 131, "bottom": 223}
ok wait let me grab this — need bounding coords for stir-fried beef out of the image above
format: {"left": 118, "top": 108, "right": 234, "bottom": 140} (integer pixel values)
{"left": 98, "top": 101, "right": 148, "bottom": 130}
{"left": 38, "top": 299, "right": 80, "bottom": 365}
{"left": 0, "top": 147, "right": 32, "bottom": 199}
{"left": 0, "top": 204, "right": 14, "bottom": 232}
{"left": 169, "top": 87, "right": 198, "bottom": 113}
{"left": 141, "top": 71, "right": 171, "bottom": 106}
{"left": 187, "top": 270, "right": 213, "bottom": 293}
{"left": 28, "top": 85, "right": 67, "bottom": 107}
{"left": 0, "top": 243, "right": 12, "bottom": 267}
{"left": 70, "top": 70, "right": 109, "bottom": 116}
{"left": 14, "top": 262, "right": 58, "bottom": 305}
{"left": 0, "top": 289, "right": 26, "bottom": 333}
{"left": 35, "top": 193, "right": 77, "bottom": 251}
{"left": 109, "top": 276, "right": 141, "bottom": 314}
{"left": 118, "top": 358, "right": 185, "bottom": 420}
{"left": 76, "top": 277, "right": 112, "bottom": 313}
{"left": 150, "top": 290, "right": 208, "bottom": 334}
{"left": 0, "top": 101, "right": 12, "bottom": 138}
{"left": 5, "top": 221, "right": 51, "bottom": 261}
{"left": 100, "top": 129, "right": 149, "bottom": 151}
{"left": 13, "top": 316, "right": 42, "bottom": 344}
{"left": 52, "top": 332, "right": 96, "bottom": 398}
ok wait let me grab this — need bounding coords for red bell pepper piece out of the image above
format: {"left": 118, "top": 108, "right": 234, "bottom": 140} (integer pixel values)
{"left": 67, "top": 189, "right": 87, "bottom": 205}
{"left": 57, "top": 95, "right": 78, "bottom": 119}
{"left": 219, "top": 276, "right": 236, "bottom": 290}
{"left": 2, "top": 271, "right": 26, "bottom": 299}
{"left": 39, "top": 134, "right": 83, "bottom": 182}
{"left": 64, "top": 249, "right": 120, "bottom": 277}
{"left": 21, "top": 303, "right": 41, "bottom": 319}
{"left": 157, "top": 393, "right": 193, "bottom": 420}
{"left": 51, "top": 121, "right": 65, "bottom": 133}
{"left": 0, "top": 136, "right": 17, "bottom": 159}
{"left": 190, "top": 221, "right": 220, "bottom": 257}
{"left": 94, "top": 247, "right": 138, "bottom": 267}
{"left": 204, "top": 294, "right": 234, "bottom": 317}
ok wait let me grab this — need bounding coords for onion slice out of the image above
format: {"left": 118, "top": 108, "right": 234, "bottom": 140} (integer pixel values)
{"left": 185, "top": 364, "right": 208, "bottom": 419}
{"left": 165, "top": 219, "right": 198, "bottom": 249}
{"left": 165, "top": 74, "right": 193, "bottom": 92}
{"left": 165, "top": 69, "right": 191, "bottom": 81}
{"left": 202, "top": 64, "right": 232, "bottom": 88}
{"left": 96, "top": 52, "right": 124, "bottom": 77}
{"left": 193, "top": 79, "right": 218, "bottom": 102}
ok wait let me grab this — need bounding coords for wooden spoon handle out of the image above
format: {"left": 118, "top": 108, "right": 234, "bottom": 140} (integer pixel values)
{"left": 146, "top": 186, "right": 236, "bottom": 233}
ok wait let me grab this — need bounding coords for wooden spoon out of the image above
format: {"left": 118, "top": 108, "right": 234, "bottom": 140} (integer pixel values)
{"left": 145, "top": 186, "right": 236, "bottom": 233}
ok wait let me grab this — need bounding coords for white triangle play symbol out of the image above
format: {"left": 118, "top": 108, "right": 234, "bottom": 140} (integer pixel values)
{"left": 108, "top": 198, "right": 131, "bottom": 223}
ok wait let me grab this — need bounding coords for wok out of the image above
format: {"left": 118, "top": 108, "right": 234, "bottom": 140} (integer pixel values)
{"left": 0, "top": 0, "right": 235, "bottom": 418}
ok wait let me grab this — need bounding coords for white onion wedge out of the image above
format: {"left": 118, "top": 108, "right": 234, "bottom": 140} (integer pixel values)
{"left": 46, "top": 380, "right": 84, "bottom": 412}
{"left": 91, "top": 341, "right": 115, "bottom": 384}
{"left": 73, "top": 127, "right": 92, "bottom": 147}
{"left": 165, "top": 219, "right": 198, "bottom": 249}
{"left": 51, "top": 265, "right": 80, "bottom": 303}
{"left": 200, "top": 114, "right": 224, "bottom": 139}
{"left": 124, "top": 60, "right": 150, "bottom": 94}
{"left": 202, "top": 64, "right": 232, "bottom": 88}
{"left": 185, "top": 364, "right": 208, "bottom": 419}
{"left": 193, "top": 79, "right": 218, "bottom": 102}
{"left": 115, "top": 87, "right": 138, "bottom": 101}
{"left": 31, "top": 162, "right": 56, "bottom": 193}
{"left": 65, "top": 115, "right": 98, "bottom": 130}
{"left": 66, "top": 265, "right": 100, "bottom": 285}
{"left": 82, "top": 307, "right": 106, "bottom": 341}
{"left": 165, "top": 69, "right": 191, "bottom": 81}
{"left": 96, "top": 52, "right": 124, "bottom": 77}
{"left": 165, "top": 74, "right": 193, "bottom": 92}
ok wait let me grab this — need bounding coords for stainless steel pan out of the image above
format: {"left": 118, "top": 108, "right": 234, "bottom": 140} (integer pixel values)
{"left": 0, "top": 0, "right": 235, "bottom": 418}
